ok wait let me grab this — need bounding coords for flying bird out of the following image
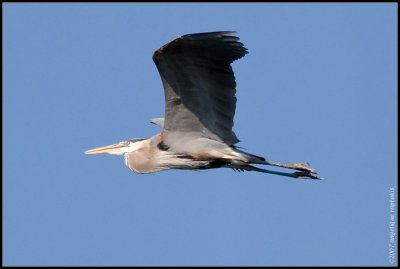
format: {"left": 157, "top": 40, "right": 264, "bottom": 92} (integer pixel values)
{"left": 86, "top": 31, "right": 321, "bottom": 179}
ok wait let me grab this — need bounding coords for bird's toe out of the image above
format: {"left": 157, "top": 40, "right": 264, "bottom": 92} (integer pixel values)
{"left": 292, "top": 162, "right": 318, "bottom": 174}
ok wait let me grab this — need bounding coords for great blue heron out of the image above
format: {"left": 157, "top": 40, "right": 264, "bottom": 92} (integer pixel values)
{"left": 86, "top": 31, "right": 321, "bottom": 179}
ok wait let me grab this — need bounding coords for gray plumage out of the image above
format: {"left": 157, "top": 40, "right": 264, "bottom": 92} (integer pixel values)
{"left": 85, "top": 31, "right": 321, "bottom": 180}
{"left": 153, "top": 31, "right": 244, "bottom": 147}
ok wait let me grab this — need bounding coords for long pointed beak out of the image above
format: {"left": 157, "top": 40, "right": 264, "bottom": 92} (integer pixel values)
{"left": 85, "top": 144, "right": 126, "bottom": 155}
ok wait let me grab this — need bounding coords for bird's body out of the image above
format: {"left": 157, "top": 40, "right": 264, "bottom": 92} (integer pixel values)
{"left": 86, "top": 31, "right": 321, "bottom": 179}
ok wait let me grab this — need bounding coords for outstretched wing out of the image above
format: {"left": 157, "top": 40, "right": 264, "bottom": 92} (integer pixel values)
{"left": 152, "top": 31, "right": 248, "bottom": 149}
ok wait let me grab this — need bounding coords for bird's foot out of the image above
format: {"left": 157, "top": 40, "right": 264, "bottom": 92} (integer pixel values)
{"left": 268, "top": 161, "right": 318, "bottom": 174}
{"left": 292, "top": 170, "right": 324, "bottom": 180}
{"left": 291, "top": 162, "right": 318, "bottom": 174}
{"left": 264, "top": 160, "right": 323, "bottom": 179}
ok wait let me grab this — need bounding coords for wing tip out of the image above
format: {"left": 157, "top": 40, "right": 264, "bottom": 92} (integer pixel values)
{"left": 185, "top": 31, "right": 248, "bottom": 60}
{"left": 182, "top": 30, "right": 237, "bottom": 38}
{"left": 153, "top": 31, "right": 248, "bottom": 62}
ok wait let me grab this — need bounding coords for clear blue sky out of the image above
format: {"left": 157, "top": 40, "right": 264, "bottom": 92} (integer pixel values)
{"left": 3, "top": 3, "right": 397, "bottom": 266}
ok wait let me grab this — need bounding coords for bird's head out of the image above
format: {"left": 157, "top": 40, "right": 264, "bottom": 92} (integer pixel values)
{"left": 85, "top": 139, "right": 145, "bottom": 155}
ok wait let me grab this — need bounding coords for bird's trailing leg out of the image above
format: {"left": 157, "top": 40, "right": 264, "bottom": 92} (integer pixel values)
{"left": 240, "top": 165, "right": 323, "bottom": 180}
{"left": 262, "top": 161, "right": 318, "bottom": 175}
{"left": 231, "top": 149, "right": 321, "bottom": 178}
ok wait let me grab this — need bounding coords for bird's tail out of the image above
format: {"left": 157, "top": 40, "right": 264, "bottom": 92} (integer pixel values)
{"left": 231, "top": 147, "right": 267, "bottom": 163}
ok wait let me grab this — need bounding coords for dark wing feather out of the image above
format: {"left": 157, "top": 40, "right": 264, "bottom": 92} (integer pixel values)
{"left": 153, "top": 31, "right": 248, "bottom": 147}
